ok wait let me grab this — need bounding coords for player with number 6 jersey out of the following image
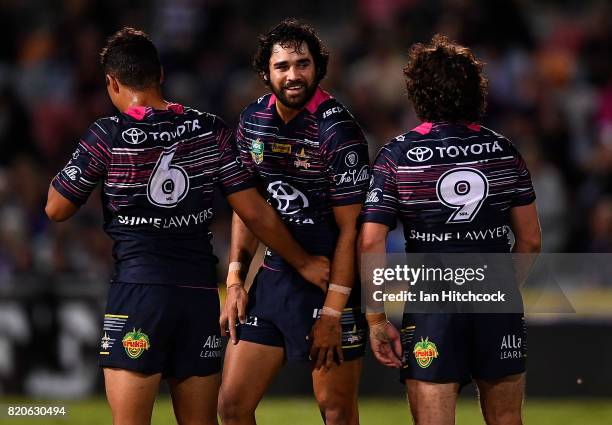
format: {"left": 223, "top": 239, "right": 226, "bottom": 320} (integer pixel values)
{"left": 45, "top": 27, "right": 329, "bottom": 425}
{"left": 359, "top": 35, "right": 541, "bottom": 425}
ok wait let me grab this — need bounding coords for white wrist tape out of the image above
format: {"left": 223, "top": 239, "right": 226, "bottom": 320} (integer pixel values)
{"left": 228, "top": 262, "right": 242, "bottom": 273}
{"left": 328, "top": 284, "right": 351, "bottom": 295}
{"left": 320, "top": 306, "right": 342, "bottom": 318}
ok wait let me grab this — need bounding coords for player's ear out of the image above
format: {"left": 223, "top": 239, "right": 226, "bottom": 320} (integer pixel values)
{"left": 159, "top": 66, "right": 165, "bottom": 85}
{"left": 106, "top": 74, "right": 120, "bottom": 94}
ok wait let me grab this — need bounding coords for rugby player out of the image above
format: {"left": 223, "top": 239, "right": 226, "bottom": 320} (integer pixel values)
{"left": 45, "top": 27, "right": 329, "bottom": 425}
{"left": 218, "top": 20, "right": 370, "bottom": 425}
{"left": 358, "top": 35, "right": 541, "bottom": 425}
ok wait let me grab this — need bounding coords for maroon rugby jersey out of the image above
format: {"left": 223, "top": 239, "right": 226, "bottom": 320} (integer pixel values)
{"left": 236, "top": 88, "right": 370, "bottom": 262}
{"left": 52, "top": 104, "right": 255, "bottom": 286}
{"left": 361, "top": 122, "right": 536, "bottom": 253}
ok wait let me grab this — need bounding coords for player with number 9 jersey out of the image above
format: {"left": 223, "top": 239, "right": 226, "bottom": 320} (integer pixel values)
{"left": 359, "top": 35, "right": 541, "bottom": 425}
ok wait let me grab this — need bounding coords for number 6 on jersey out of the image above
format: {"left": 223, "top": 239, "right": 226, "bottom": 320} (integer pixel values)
{"left": 147, "top": 148, "right": 189, "bottom": 208}
{"left": 436, "top": 167, "right": 489, "bottom": 223}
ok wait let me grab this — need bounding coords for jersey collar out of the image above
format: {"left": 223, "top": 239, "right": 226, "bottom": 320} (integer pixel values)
{"left": 124, "top": 103, "right": 185, "bottom": 121}
{"left": 266, "top": 87, "right": 332, "bottom": 115}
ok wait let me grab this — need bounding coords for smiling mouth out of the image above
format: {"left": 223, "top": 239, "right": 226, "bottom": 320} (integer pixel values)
{"left": 284, "top": 84, "right": 305, "bottom": 93}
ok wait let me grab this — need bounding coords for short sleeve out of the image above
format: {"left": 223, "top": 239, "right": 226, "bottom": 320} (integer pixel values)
{"left": 324, "top": 120, "right": 370, "bottom": 206}
{"left": 234, "top": 111, "right": 258, "bottom": 177}
{"left": 216, "top": 117, "right": 257, "bottom": 196}
{"left": 359, "top": 146, "right": 399, "bottom": 229}
{"left": 511, "top": 146, "right": 536, "bottom": 207}
{"left": 52, "top": 120, "right": 111, "bottom": 206}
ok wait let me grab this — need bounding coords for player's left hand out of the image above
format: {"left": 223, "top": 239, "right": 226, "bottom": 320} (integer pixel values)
{"left": 369, "top": 320, "right": 403, "bottom": 368}
{"left": 308, "top": 315, "right": 343, "bottom": 371}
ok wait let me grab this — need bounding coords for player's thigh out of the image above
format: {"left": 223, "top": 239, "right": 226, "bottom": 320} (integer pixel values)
{"left": 104, "top": 367, "right": 161, "bottom": 425}
{"left": 406, "top": 379, "right": 459, "bottom": 425}
{"left": 476, "top": 373, "right": 525, "bottom": 425}
{"left": 169, "top": 373, "right": 221, "bottom": 425}
{"left": 218, "top": 340, "right": 284, "bottom": 414}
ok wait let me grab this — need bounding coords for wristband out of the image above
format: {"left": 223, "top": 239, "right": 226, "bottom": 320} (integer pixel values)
{"left": 227, "top": 282, "right": 243, "bottom": 290}
{"left": 228, "top": 262, "right": 242, "bottom": 273}
{"left": 320, "top": 306, "right": 342, "bottom": 318}
{"left": 328, "top": 284, "right": 351, "bottom": 295}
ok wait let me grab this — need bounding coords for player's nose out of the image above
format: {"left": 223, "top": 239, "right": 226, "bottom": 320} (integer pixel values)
{"left": 287, "top": 65, "right": 299, "bottom": 80}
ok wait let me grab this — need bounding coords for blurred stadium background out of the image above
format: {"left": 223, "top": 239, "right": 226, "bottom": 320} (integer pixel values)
{"left": 0, "top": 0, "right": 611, "bottom": 423}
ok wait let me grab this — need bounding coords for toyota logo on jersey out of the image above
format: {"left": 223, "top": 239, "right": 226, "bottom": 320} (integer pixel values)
{"left": 122, "top": 128, "right": 148, "bottom": 145}
{"left": 406, "top": 146, "right": 433, "bottom": 162}
{"left": 267, "top": 181, "right": 309, "bottom": 215}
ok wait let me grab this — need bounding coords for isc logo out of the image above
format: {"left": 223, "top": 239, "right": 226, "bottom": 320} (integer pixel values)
{"left": 323, "top": 106, "right": 343, "bottom": 119}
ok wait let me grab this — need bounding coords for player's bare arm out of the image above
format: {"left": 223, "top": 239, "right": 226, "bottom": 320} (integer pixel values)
{"left": 510, "top": 202, "right": 541, "bottom": 254}
{"left": 309, "top": 203, "right": 361, "bottom": 370}
{"left": 226, "top": 188, "right": 331, "bottom": 287}
{"left": 219, "top": 212, "right": 259, "bottom": 344}
{"left": 45, "top": 185, "right": 78, "bottom": 222}
{"left": 510, "top": 202, "right": 542, "bottom": 286}
{"left": 223, "top": 188, "right": 330, "bottom": 343}
{"left": 358, "top": 222, "right": 403, "bottom": 368}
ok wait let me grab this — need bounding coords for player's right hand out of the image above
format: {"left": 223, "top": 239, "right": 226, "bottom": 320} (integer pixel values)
{"left": 369, "top": 320, "right": 403, "bottom": 368}
{"left": 220, "top": 283, "right": 248, "bottom": 345}
{"left": 298, "top": 255, "right": 330, "bottom": 293}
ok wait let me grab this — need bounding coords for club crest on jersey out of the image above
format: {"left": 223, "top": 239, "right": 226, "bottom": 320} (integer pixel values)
{"left": 100, "top": 332, "right": 112, "bottom": 350}
{"left": 294, "top": 148, "right": 311, "bottom": 169}
{"left": 413, "top": 337, "right": 439, "bottom": 368}
{"left": 122, "top": 329, "right": 150, "bottom": 359}
{"left": 250, "top": 139, "right": 264, "bottom": 164}
{"left": 122, "top": 127, "right": 148, "bottom": 145}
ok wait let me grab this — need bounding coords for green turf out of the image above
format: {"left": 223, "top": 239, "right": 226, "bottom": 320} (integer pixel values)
{"left": 1, "top": 397, "right": 611, "bottom": 424}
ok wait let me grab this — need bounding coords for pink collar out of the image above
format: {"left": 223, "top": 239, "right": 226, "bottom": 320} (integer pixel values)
{"left": 124, "top": 103, "right": 184, "bottom": 121}
{"left": 410, "top": 122, "right": 481, "bottom": 135}
{"left": 267, "top": 87, "right": 332, "bottom": 115}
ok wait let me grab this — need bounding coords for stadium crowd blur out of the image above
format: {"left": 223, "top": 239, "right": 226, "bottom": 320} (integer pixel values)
{"left": 0, "top": 0, "right": 610, "bottom": 394}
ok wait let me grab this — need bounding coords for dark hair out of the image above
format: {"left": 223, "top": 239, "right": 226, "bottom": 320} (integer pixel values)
{"left": 253, "top": 19, "right": 329, "bottom": 86}
{"left": 99, "top": 27, "right": 161, "bottom": 90}
{"left": 404, "top": 34, "right": 488, "bottom": 123}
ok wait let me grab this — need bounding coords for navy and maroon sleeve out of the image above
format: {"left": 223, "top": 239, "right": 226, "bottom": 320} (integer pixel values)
{"left": 215, "top": 116, "right": 257, "bottom": 196}
{"left": 510, "top": 145, "right": 536, "bottom": 207}
{"left": 360, "top": 146, "right": 399, "bottom": 229}
{"left": 52, "top": 120, "right": 111, "bottom": 206}
{"left": 234, "top": 109, "right": 258, "bottom": 177}
{"left": 323, "top": 115, "right": 370, "bottom": 206}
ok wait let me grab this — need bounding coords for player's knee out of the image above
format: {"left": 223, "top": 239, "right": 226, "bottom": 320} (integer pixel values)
{"left": 316, "top": 394, "right": 357, "bottom": 425}
{"left": 176, "top": 417, "right": 217, "bottom": 425}
{"left": 482, "top": 406, "right": 522, "bottom": 425}
{"left": 217, "top": 389, "right": 253, "bottom": 423}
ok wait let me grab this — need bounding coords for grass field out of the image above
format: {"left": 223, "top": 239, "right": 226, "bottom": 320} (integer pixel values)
{"left": 1, "top": 397, "right": 612, "bottom": 424}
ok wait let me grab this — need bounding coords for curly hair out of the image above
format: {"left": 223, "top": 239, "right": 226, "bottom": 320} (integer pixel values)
{"left": 253, "top": 19, "right": 329, "bottom": 86}
{"left": 404, "top": 34, "right": 488, "bottom": 123}
{"left": 100, "top": 27, "right": 161, "bottom": 90}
